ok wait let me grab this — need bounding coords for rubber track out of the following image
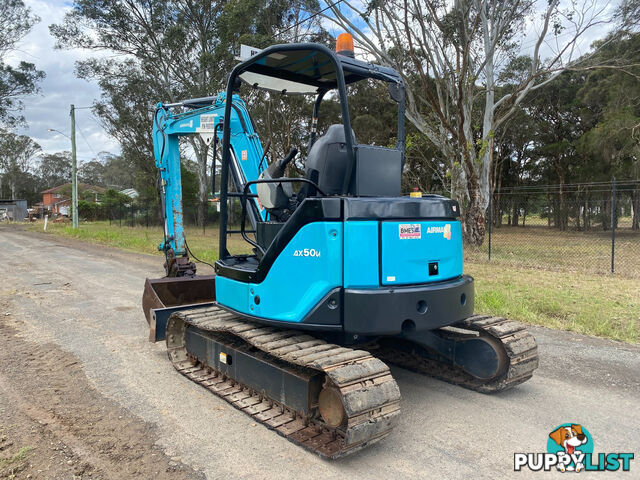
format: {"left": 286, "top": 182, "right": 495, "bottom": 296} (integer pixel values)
{"left": 372, "top": 315, "right": 539, "bottom": 393}
{"left": 165, "top": 306, "right": 401, "bottom": 459}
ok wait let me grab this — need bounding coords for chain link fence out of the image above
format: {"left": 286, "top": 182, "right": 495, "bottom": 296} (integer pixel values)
{"left": 102, "top": 199, "right": 252, "bottom": 230}
{"left": 106, "top": 203, "right": 222, "bottom": 228}
{"left": 94, "top": 181, "right": 640, "bottom": 278}
{"left": 465, "top": 179, "right": 640, "bottom": 277}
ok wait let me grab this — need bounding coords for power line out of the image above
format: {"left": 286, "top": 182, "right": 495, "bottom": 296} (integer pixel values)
{"left": 77, "top": 124, "right": 98, "bottom": 157}
{"left": 497, "top": 180, "right": 640, "bottom": 190}
{"left": 498, "top": 188, "right": 639, "bottom": 194}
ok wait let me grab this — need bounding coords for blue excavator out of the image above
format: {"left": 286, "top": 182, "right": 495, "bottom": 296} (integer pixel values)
{"left": 142, "top": 36, "right": 539, "bottom": 458}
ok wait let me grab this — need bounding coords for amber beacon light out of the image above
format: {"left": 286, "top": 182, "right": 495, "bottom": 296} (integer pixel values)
{"left": 336, "top": 33, "right": 355, "bottom": 58}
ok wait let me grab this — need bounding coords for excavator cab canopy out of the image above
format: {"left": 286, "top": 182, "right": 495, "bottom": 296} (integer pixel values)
{"left": 237, "top": 44, "right": 404, "bottom": 95}
{"left": 227, "top": 42, "right": 406, "bottom": 157}
{"left": 232, "top": 43, "right": 406, "bottom": 150}
{"left": 218, "top": 42, "right": 407, "bottom": 258}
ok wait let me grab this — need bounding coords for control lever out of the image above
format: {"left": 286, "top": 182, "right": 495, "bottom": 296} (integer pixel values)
{"left": 267, "top": 147, "right": 298, "bottom": 179}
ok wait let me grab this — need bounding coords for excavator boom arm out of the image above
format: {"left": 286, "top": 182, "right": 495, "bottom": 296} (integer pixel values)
{"left": 152, "top": 92, "right": 267, "bottom": 258}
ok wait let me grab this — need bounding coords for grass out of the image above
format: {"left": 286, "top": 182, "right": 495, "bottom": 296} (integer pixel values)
{"left": 27, "top": 219, "right": 249, "bottom": 260}
{"left": 18, "top": 220, "right": 640, "bottom": 343}
{"left": 0, "top": 445, "right": 33, "bottom": 479}
{"left": 467, "top": 262, "right": 639, "bottom": 343}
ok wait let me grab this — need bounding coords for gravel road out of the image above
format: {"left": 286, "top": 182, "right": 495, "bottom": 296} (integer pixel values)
{"left": 1, "top": 227, "right": 638, "bottom": 479}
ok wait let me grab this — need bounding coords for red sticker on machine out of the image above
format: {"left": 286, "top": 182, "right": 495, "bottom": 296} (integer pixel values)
{"left": 399, "top": 224, "right": 421, "bottom": 239}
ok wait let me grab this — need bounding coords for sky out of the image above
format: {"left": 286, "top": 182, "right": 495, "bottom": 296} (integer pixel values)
{"left": 10, "top": 0, "right": 120, "bottom": 162}
{"left": 7, "top": 0, "right": 618, "bottom": 164}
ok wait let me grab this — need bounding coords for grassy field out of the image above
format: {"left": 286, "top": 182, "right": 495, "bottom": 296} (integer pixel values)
{"left": 28, "top": 220, "right": 250, "bottom": 259}
{"left": 20, "top": 220, "right": 640, "bottom": 343}
{"left": 470, "top": 262, "right": 638, "bottom": 343}
{"left": 465, "top": 225, "right": 640, "bottom": 278}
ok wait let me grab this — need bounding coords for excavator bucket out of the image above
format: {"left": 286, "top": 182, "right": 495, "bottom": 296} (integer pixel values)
{"left": 142, "top": 275, "right": 216, "bottom": 342}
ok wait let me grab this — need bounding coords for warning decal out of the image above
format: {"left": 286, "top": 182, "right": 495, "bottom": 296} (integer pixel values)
{"left": 399, "top": 223, "right": 421, "bottom": 239}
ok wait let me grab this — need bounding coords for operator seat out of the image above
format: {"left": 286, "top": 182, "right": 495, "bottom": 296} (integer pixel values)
{"left": 303, "top": 124, "right": 355, "bottom": 197}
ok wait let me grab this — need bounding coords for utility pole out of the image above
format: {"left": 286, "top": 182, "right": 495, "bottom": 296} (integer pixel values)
{"left": 70, "top": 104, "right": 78, "bottom": 228}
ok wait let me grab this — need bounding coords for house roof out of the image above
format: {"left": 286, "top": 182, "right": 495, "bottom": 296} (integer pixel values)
{"left": 120, "top": 188, "right": 138, "bottom": 198}
{"left": 41, "top": 183, "right": 107, "bottom": 194}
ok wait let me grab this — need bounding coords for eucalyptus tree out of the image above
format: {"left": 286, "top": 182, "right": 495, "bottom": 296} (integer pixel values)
{"left": 39, "top": 152, "right": 73, "bottom": 189}
{"left": 0, "top": 0, "right": 45, "bottom": 127}
{"left": 0, "top": 130, "right": 41, "bottom": 199}
{"left": 576, "top": 32, "right": 640, "bottom": 229}
{"left": 325, "top": 0, "right": 613, "bottom": 244}
{"left": 51, "top": 0, "right": 230, "bottom": 221}
{"left": 52, "top": 0, "right": 325, "bottom": 222}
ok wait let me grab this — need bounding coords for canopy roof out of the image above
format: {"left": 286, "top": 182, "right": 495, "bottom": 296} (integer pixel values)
{"left": 237, "top": 44, "right": 402, "bottom": 95}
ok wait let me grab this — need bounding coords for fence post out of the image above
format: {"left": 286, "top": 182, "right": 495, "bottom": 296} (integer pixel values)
{"left": 611, "top": 177, "right": 616, "bottom": 274}
{"left": 488, "top": 187, "right": 492, "bottom": 261}
{"left": 119, "top": 204, "right": 122, "bottom": 227}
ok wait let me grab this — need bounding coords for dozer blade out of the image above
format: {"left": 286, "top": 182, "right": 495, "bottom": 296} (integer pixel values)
{"left": 142, "top": 275, "right": 215, "bottom": 342}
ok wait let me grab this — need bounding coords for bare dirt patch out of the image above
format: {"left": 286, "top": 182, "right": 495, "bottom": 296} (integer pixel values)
{"left": 0, "top": 312, "right": 203, "bottom": 480}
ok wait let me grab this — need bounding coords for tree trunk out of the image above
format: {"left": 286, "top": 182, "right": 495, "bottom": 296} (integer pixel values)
{"left": 576, "top": 191, "right": 581, "bottom": 230}
{"left": 632, "top": 188, "right": 640, "bottom": 230}
{"left": 602, "top": 198, "right": 610, "bottom": 231}
{"left": 493, "top": 156, "right": 504, "bottom": 228}
{"left": 560, "top": 189, "right": 567, "bottom": 230}
{"left": 194, "top": 142, "right": 209, "bottom": 227}
{"left": 463, "top": 192, "right": 486, "bottom": 245}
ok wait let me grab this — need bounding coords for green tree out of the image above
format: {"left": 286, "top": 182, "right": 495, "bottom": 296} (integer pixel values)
{"left": 51, "top": 0, "right": 229, "bottom": 223}
{"left": 39, "top": 152, "right": 72, "bottom": 189}
{"left": 0, "top": 130, "right": 41, "bottom": 199}
{"left": 79, "top": 159, "right": 106, "bottom": 187}
{"left": 327, "top": 0, "right": 618, "bottom": 245}
{"left": 78, "top": 152, "right": 135, "bottom": 189}
{"left": 51, "top": 0, "right": 326, "bottom": 223}
{"left": 575, "top": 33, "right": 640, "bottom": 229}
{"left": 0, "top": 0, "right": 45, "bottom": 126}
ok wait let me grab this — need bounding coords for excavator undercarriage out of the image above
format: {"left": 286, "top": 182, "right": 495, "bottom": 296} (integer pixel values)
{"left": 144, "top": 279, "right": 538, "bottom": 457}
{"left": 165, "top": 305, "right": 401, "bottom": 458}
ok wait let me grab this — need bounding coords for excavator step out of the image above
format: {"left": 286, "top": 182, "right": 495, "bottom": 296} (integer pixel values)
{"left": 165, "top": 305, "right": 401, "bottom": 459}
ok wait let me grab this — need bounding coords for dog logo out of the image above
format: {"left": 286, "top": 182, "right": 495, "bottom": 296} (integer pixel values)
{"left": 548, "top": 424, "right": 590, "bottom": 472}
{"left": 514, "top": 423, "right": 634, "bottom": 473}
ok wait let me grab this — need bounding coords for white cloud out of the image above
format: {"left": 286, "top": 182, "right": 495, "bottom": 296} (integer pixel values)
{"left": 7, "top": 0, "right": 120, "bottom": 162}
